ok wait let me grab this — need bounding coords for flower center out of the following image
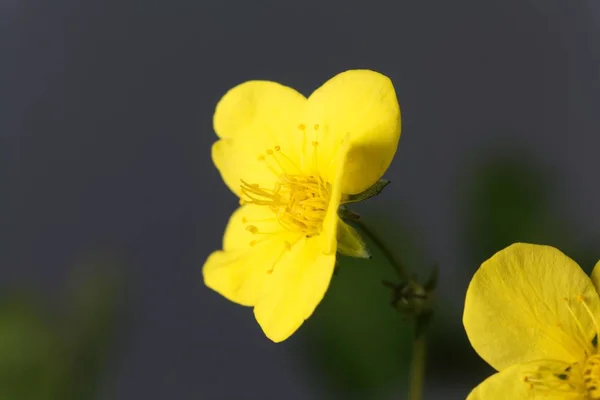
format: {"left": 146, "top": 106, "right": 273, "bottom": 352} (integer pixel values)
{"left": 524, "top": 363, "right": 584, "bottom": 398}
{"left": 523, "top": 355, "right": 600, "bottom": 399}
{"left": 240, "top": 174, "right": 330, "bottom": 237}
{"left": 584, "top": 355, "right": 600, "bottom": 399}
{"left": 524, "top": 295, "right": 600, "bottom": 399}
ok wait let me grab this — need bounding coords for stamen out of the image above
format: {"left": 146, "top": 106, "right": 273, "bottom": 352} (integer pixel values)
{"left": 311, "top": 141, "right": 319, "bottom": 174}
{"left": 265, "top": 238, "right": 299, "bottom": 274}
{"left": 239, "top": 132, "right": 331, "bottom": 254}
{"left": 584, "top": 355, "right": 600, "bottom": 398}
{"left": 272, "top": 145, "right": 302, "bottom": 173}
{"left": 523, "top": 297, "right": 600, "bottom": 399}
{"left": 248, "top": 235, "right": 276, "bottom": 248}
{"left": 265, "top": 146, "right": 294, "bottom": 175}
{"left": 523, "top": 363, "right": 585, "bottom": 397}
{"left": 239, "top": 173, "right": 330, "bottom": 237}
{"left": 243, "top": 224, "right": 278, "bottom": 236}
{"left": 577, "top": 295, "right": 600, "bottom": 347}
{"left": 257, "top": 153, "right": 283, "bottom": 177}
{"left": 563, "top": 297, "right": 595, "bottom": 354}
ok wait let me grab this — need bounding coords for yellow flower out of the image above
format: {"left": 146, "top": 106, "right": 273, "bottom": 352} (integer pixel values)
{"left": 202, "top": 70, "right": 401, "bottom": 342}
{"left": 464, "top": 243, "right": 600, "bottom": 399}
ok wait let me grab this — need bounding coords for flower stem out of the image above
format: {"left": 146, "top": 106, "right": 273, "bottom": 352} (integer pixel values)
{"left": 353, "top": 218, "right": 428, "bottom": 400}
{"left": 353, "top": 219, "right": 411, "bottom": 282}
{"left": 409, "top": 335, "right": 426, "bottom": 400}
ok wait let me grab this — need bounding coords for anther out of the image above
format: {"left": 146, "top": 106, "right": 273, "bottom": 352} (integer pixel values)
{"left": 266, "top": 149, "right": 274, "bottom": 155}
{"left": 249, "top": 240, "right": 257, "bottom": 247}
{"left": 258, "top": 154, "right": 266, "bottom": 161}
{"left": 274, "top": 145, "right": 281, "bottom": 151}
{"left": 241, "top": 217, "right": 247, "bottom": 223}
{"left": 314, "top": 124, "right": 320, "bottom": 130}
{"left": 298, "top": 123, "right": 305, "bottom": 130}
{"left": 238, "top": 174, "right": 330, "bottom": 237}
{"left": 312, "top": 141, "right": 319, "bottom": 147}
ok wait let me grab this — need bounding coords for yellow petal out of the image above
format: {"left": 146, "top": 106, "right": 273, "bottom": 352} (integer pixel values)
{"left": 590, "top": 260, "right": 600, "bottom": 295}
{"left": 253, "top": 235, "right": 336, "bottom": 342}
{"left": 214, "top": 80, "right": 306, "bottom": 141}
{"left": 467, "top": 360, "right": 578, "bottom": 400}
{"left": 463, "top": 243, "right": 600, "bottom": 371}
{"left": 320, "top": 137, "right": 350, "bottom": 255}
{"left": 336, "top": 220, "right": 369, "bottom": 258}
{"left": 305, "top": 70, "right": 401, "bottom": 194}
{"left": 212, "top": 81, "right": 307, "bottom": 196}
{"left": 202, "top": 205, "right": 290, "bottom": 306}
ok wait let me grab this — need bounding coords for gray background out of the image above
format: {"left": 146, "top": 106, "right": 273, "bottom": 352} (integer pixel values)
{"left": 3, "top": 0, "right": 600, "bottom": 399}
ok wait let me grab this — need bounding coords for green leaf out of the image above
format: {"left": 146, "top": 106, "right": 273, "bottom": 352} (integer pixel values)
{"left": 343, "top": 179, "right": 391, "bottom": 204}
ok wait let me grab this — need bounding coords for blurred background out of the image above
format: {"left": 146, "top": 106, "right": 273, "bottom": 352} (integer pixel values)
{"left": 3, "top": 0, "right": 600, "bottom": 399}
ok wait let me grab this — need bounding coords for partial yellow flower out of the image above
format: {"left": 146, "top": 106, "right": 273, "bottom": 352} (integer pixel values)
{"left": 464, "top": 243, "right": 600, "bottom": 399}
{"left": 203, "top": 70, "right": 401, "bottom": 342}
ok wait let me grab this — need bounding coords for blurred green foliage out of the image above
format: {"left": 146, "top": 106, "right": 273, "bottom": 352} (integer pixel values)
{"left": 461, "top": 152, "right": 598, "bottom": 273}
{"left": 0, "top": 258, "right": 123, "bottom": 400}
{"left": 0, "top": 297, "right": 56, "bottom": 400}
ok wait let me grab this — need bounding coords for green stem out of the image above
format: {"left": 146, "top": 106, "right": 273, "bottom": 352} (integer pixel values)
{"left": 353, "top": 218, "right": 427, "bottom": 400}
{"left": 353, "top": 219, "right": 411, "bottom": 282}
{"left": 409, "top": 335, "right": 426, "bottom": 400}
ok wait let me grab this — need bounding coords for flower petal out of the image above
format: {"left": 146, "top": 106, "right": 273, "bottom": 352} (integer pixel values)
{"left": 463, "top": 243, "right": 600, "bottom": 371}
{"left": 590, "top": 260, "right": 600, "bottom": 295}
{"left": 253, "top": 235, "right": 336, "bottom": 342}
{"left": 202, "top": 205, "right": 290, "bottom": 306}
{"left": 212, "top": 81, "right": 307, "bottom": 196}
{"left": 214, "top": 80, "right": 306, "bottom": 142}
{"left": 320, "top": 137, "right": 350, "bottom": 255}
{"left": 305, "top": 70, "right": 401, "bottom": 194}
{"left": 467, "top": 360, "right": 576, "bottom": 400}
